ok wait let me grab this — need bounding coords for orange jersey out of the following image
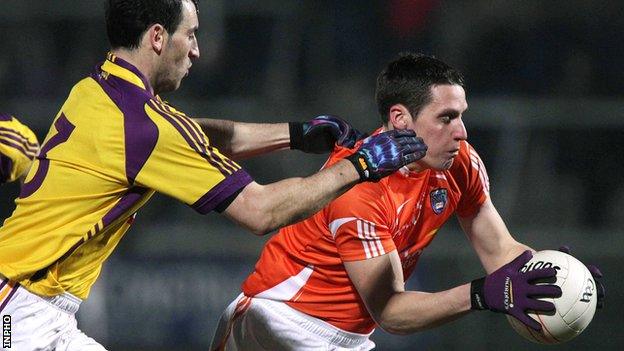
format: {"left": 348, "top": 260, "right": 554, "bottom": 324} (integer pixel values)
{"left": 242, "top": 135, "right": 489, "bottom": 334}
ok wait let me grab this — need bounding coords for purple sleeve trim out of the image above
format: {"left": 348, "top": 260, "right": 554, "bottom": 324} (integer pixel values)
{"left": 0, "top": 137, "right": 37, "bottom": 159}
{"left": 0, "top": 127, "right": 39, "bottom": 148}
{"left": 192, "top": 169, "right": 253, "bottom": 214}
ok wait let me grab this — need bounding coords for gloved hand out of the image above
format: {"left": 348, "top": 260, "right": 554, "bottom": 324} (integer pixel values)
{"left": 346, "top": 129, "right": 427, "bottom": 182}
{"left": 289, "top": 115, "right": 367, "bottom": 154}
{"left": 471, "top": 250, "right": 562, "bottom": 331}
{"left": 558, "top": 246, "right": 604, "bottom": 309}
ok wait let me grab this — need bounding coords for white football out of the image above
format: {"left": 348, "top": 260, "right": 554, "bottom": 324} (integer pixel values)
{"left": 507, "top": 250, "right": 597, "bottom": 344}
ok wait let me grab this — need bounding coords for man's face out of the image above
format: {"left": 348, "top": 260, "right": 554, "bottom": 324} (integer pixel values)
{"left": 154, "top": 0, "right": 200, "bottom": 93}
{"left": 406, "top": 84, "right": 468, "bottom": 171}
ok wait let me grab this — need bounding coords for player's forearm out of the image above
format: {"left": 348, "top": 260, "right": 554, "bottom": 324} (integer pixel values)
{"left": 459, "top": 200, "right": 534, "bottom": 274}
{"left": 479, "top": 241, "right": 533, "bottom": 274}
{"left": 242, "top": 160, "right": 359, "bottom": 235}
{"left": 378, "top": 284, "right": 472, "bottom": 335}
{"left": 194, "top": 118, "right": 290, "bottom": 160}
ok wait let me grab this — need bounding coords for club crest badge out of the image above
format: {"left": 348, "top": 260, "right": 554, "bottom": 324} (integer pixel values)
{"left": 430, "top": 188, "right": 448, "bottom": 215}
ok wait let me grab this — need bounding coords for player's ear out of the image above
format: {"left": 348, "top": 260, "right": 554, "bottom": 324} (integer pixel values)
{"left": 147, "top": 24, "right": 167, "bottom": 54}
{"left": 388, "top": 104, "right": 412, "bottom": 130}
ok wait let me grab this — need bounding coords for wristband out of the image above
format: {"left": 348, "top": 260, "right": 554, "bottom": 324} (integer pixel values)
{"left": 288, "top": 122, "right": 304, "bottom": 150}
{"left": 470, "top": 277, "right": 488, "bottom": 310}
{"left": 346, "top": 152, "right": 370, "bottom": 182}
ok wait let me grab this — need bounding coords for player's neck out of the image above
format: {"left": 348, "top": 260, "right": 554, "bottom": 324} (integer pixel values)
{"left": 110, "top": 48, "right": 156, "bottom": 95}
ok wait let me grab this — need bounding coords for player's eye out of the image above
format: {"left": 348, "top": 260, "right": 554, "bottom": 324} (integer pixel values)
{"left": 440, "top": 116, "right": 451, "bottom": 124}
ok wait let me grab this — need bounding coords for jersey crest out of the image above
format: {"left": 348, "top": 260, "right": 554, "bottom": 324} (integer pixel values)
{"left": 430, "top": 188, "right": 448, "bottom": 215}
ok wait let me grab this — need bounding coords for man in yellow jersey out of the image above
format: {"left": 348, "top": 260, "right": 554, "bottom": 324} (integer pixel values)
{"left": 0, "top": 114, "right": 39, "bottom": 185}
{"left": 0, "top": 1, "right": 426, "bottom": 350}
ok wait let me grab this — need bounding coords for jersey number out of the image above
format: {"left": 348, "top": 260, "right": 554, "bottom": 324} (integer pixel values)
{"left": 20, "top": 114, "right": 75, "bottom": 198}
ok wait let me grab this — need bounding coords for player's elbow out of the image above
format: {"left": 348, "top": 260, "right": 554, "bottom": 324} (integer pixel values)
{"left": 376, "top": 311, "right": 426, "bottom": 335}
{"left": 237, "top": 206, "right": 276, "bottom": 236}
{"left": 223, "top": 186, "right": 278, "bottom": 236}
{"left": 246, "top": 218, "right": 275, "bottom": 236}
{"left": 378, "top": 319, "right": 412, "bottom": 335}
{"left": 244, "top": 198, "right": 280, "bottom": 235}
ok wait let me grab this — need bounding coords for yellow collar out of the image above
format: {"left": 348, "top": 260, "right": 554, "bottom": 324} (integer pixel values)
{"left": 100, "top": 52, "right": 149, "bottom": 91}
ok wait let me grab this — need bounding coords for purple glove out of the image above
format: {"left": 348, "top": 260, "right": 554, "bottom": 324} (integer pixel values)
{"left": 346, "top": 129, "right": 427, "bottom": 182}
{"left": 289, "top": 115, "right": 367, "bottom": 154}
{"left": 470, "top": 250, "right": 562, "bottom": 331}
{"left": 558, "top": 246, "right": 604, "bottom": 309}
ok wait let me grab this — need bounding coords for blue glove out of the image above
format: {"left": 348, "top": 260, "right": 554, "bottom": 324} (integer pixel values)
{"left": 289, "top": 115, "right": 367, "bottom": 154}
{"left": 346, "top": 129, "right": 427, "bottom": 182}
{"left": 558, "top": 246, "right": 604, "bottom": 309}
{"left": 471, "top": 251, "right": 562, "bottom": 331}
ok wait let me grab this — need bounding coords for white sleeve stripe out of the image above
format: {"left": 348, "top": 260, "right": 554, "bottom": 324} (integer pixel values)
{"left": 470, "top": 151, "right": 490, "bottom": 194}
{"left": 331, "top": 217, "right": 387, "bottom": 260}
{"left": 357, "top": 220, "right": 372, "bottom": 259}
{"left": 371, "top": 224, "right": 385, "bottom": 255}
{"left": 356, "top": 219, "right": 387, "bottom": 259}
{"left": 364, "top": 221, "right": 380, "bottom": 257}
{"left": 479, "top": 166, "right": 490, "bottom": 193}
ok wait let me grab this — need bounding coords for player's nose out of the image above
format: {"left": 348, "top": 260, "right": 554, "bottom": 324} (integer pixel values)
{"left": 453, "top": 119, "right": 467, "bottom": 141}
{"left": 190, "top": 41, "right": 200, "bottom": 59}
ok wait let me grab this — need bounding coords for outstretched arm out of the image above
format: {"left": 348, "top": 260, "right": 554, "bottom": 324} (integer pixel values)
{"left": 194, "top": 115, "right": 367, "bottom": 160}
{"left": 224, "top": 159, "right": 359, "bottom": 235}
{"left": 222, "top": 129, "right": 427, "bottom": 235}
{"left": 194, "top": 118, "right": 290, "bottom": 160}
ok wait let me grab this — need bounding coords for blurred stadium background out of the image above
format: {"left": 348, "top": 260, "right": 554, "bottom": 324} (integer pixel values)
{"left": 1, "top": 1, "right": 623, "bottom": 350}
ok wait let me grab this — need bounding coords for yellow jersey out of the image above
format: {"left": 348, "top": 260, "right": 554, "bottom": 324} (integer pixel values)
{"left": 0, "top": 114, "right": 39, "bottom": 184}
{"left": 0, "top": 53, "right": 252, "bottom": 299}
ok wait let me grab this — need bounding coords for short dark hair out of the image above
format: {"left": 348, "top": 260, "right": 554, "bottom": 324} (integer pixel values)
{"left": 106, "top": 0, "right": 199, "bottom": 49}
{"left": 375, "top": 53, "right": 465, "bottom": 124}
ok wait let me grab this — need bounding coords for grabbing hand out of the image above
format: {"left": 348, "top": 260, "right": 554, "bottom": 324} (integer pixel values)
{"left": 558, "top": 246, "right": 604, "bottom": 309}
{"left": 289, "top": 115, "right": 367, "bottom": 154}
{"left": 471, "top": 250, "right": 562, "bottom": 331}
{"left": 346, "top": 129, "right": 427, "bottom": 182}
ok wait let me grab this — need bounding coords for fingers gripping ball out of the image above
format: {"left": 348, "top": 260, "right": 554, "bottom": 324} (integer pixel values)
{"left": 470, "top": 251, "right": 562, "bottom": 331}
{"left": 507, "top": 250, "right": 598, "bottom": 344}
{"left": 558, "top": 246, "right": 605, "bottom": 309}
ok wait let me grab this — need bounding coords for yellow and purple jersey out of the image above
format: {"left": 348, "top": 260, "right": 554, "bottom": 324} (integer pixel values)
{"left": 0, "top": 53, "right": 252, "bottom": 299}
{"left": 0, "top": 114, "right": 39, "bottom": 184}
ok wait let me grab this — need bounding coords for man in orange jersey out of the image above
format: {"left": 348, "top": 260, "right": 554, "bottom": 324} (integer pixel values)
{"left": 211, "top": 53, "right": 606, "bottom": 350}
{"left": 0, "top": 1, "right": 426, "bottom": 350}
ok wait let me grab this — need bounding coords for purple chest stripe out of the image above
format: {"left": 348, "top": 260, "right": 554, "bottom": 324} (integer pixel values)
{"left": 92, "top": 71, "right": 158, "bottom": 184}
{"left": 101, "top": 186, "right": 150, "bottom": 227}
{"left": 147, "top": 101, "right": 235, "bottom": 175}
